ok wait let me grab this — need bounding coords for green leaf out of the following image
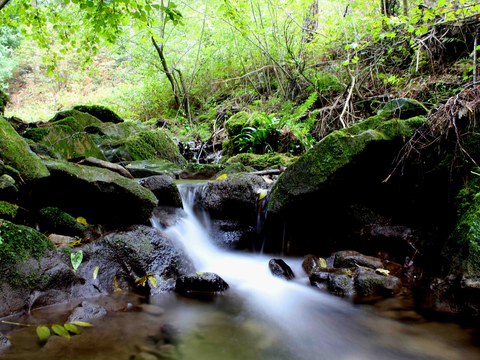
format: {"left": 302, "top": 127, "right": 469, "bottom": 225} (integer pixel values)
{"left": 64, "top": 323, "right": 81, "bottom": 334}
{"left": 36, "top": 325, "right": 51, "bottom": 342}
{"left": 51, "top": 324, "right": 71, "bottom": 339}
{"left": 70, "top": 321, "right": 93, "bottom": 328}
{"left": 70, "top": 250, "right": 83, "bottom": 273}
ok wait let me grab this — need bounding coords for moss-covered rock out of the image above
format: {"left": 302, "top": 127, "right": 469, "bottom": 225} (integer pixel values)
{"left": 49, "top": 109, "right": 103, "bottom": 128}
{"left": 0, "top": 201, "right": 19, "bottom": 220}
{"left": 125, "top": 159, "right": 182, "bottom": 178}
{"left": 444, "top": 174, "right": 480, "bottom": 275}
{"left": 96, "top": 121, "right": 185, "bottom": 165}
{"left": 38, "top": 206, "right": 87, "bottom": 237}
{"left": 179, "top": 163, "right": 223, "bottom": 180}
{"left": 0, "top": 116, "right": 50, "bottom": 182}
{"left": 24, "top": 118, "right": 107, "bottom": 161}
{"left": 73, "top": 105, "right": 124, "bottom": 123}
{"left": 126, "top": 129, "right": 185, "bottom": 164}
{"left": 225, "top": 152, "right": 296, "bottom": 170}
{"left": 224, "top": 111, "right": 250, "bottom": 137}
{"left": 29, "top": 159, "right": 158, "bottom": 226}
{"left": 268, "top": 116, "right": 426, "bottom": 214}
{"left": 0, "top": 219, "right": 54, "bottom": 265}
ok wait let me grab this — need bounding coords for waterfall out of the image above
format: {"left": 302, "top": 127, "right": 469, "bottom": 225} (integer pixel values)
{"left": 150, "top": 182, "right": 480, "bottom": 360}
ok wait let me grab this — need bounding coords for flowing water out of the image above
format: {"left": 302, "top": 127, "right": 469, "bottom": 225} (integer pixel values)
{"left": 1, "top": 182, "right": 480, "bottom": 359}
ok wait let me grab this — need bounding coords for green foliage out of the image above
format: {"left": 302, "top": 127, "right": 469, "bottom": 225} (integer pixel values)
{"left": 0, "top": 26, "right": 22, "bottom": 88}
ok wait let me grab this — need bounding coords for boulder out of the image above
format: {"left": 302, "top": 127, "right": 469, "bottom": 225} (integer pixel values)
{"left": 197, "top": 173, "right": 270, "bottom": 224}
{"left": 138, "top": 175, "right": 182, "bottom": 208}
{"left": 175, "top": 272, "right": 229, "bottom": 297}
{"left": 0, "top": 116, "right": 50, "bottom": 182}
{"left": 25, "top": 159, "right": 158, "bottom": 226}
{"left": 73, "top": 105, "right": 124, "bottom": 124}
{"left": 268, "top": 258, "right": 295, "bottom": 280}
{"left": 264, "top": 114, "right": 426, "bottom": 255}
{"left": 75, "top": 225, "right": 195, "bottom": 297}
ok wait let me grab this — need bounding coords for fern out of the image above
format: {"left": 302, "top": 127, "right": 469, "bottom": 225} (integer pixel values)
{"left": 292, "top": 92, "right": 318, "bottom": 120}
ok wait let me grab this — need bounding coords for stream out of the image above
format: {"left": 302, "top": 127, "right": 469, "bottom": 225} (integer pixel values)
{"left": 1, "top": 182, "right": 480, "bottom": 359}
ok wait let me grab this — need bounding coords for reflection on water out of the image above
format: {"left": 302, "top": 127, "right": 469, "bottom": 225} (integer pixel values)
{"left": 1, "top": 183, "right": 480, "bottom": 359}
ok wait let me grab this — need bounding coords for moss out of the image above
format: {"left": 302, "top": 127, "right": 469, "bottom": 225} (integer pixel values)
{"left": 73, "top": 105, "right": 124, "bottom": 123}
{"left": 445, "top": 174, "right": 480, "bottom": 274}
{"left": 224, "top": 111, "right": 250, "bottom": 137}
{"left": 39, "top": 206, "right": 87, "bottom": 236}
{"left": 49, "top": 109, "right": 103, "bottom": 129}
{"left": 268, "top": 116, "right": 426, "bottom": 213}
{"left": 0, "top": 219, "right": 54, "bottom": 265}
{"left": 37, "top": 118, "right": 106, "bottom": 160}
{"left": 0, "top": 201, "right": 18, "bottom": 219}
{"left": 126, "top": 129, "right": 185, "bottom": 165}
{"left": 0, "top": 116, "right": 50, "bottom": 182}
{"left": 225, "top": 152, "right": 297, "bottom": 170}
{"left": 23, "top": 127, "right": 50, "bottom": 143}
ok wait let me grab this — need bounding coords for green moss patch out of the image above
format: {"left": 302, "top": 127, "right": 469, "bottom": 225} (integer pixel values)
{"left": 0, "top": 219, "right": 54, "bottom": 265}
{"left": 0, "top": 116, "right": 50, "bottom": 182}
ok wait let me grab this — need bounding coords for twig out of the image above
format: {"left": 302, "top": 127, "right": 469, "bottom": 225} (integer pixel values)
{"left": 339, "top": 76, "right": 355, "bottom": 128}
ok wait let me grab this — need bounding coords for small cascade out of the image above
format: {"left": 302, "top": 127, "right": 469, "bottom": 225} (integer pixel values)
{"left": 148, "top": 181, "right": 480, "bottom": 360}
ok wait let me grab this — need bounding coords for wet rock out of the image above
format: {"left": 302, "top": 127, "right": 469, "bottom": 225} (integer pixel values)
{"left": 302, "top": 254, "right": 327, "bottom": 276}
{"left": 77, "top": 225, "right": 195, "bottom": 296}
{"left": 197, "top": 173, "right": 270, "bottom": 224}
{"left": 67, "top": 301, "right": 107, "bottom": 322}
{"left": 26, "top": 290, "right": 69, "bottom": 313}
{"left": 309, "top": 269, "right": 331, "bottom": 291}
{"left": 268, "top": 259, "right": 295, "bottom": 280}
{"left": 328, "top": 271, "right": 355, "bottom": 297}
{"left": 175, "top": 272, "right": 229, "bottom": 295}
{"left": 334, "top": 250, "right": 384, "bottom": 270}
{"left": 354, "top": 268, "right": 402, "bottom": 300}
{"left": 138, "top": 175, "right": 182, "bottom": 208}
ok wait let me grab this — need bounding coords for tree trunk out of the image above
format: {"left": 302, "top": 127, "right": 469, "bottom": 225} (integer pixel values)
{"left": 151, "top": 36, "right": 181, "bottom": 109}
{"left": 381, "top": 0, "right": 399, "bottom": 17}
{"left": 302, "top": 1, "right": 319, "bottom": 43}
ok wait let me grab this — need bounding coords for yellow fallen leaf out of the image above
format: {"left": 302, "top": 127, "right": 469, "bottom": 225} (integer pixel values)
{"left": 92, "top": 266, "right": 99, "bottom": 280}
{"left": 376, "top": 268, "right": 390, "bottom": 276}
{"left": 257, "top": 189, "right": 268, "bottom": 200}
{"left": 76, "top": 216, "right": 88, "bottom": 226}
{"left": 215, "top": 173, "right": 228, "bottom": 180}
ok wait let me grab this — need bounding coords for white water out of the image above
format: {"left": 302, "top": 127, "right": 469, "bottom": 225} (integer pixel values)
{"left": 155, "top": 183, "right": 480, "bottom": 360}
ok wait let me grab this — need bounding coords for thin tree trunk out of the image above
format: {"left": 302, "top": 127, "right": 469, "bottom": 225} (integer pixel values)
{"left": 0, "top": 0, "right": 10, "bottom": 11}
{"left": 151, "top": 36, "right": 180, "bottom": 109}
{"left": 302, "top": 0, "right": 319, "bottom": 43}
{"left": 403, "top": 0, "right": 408, "bottom": 16}
{"left": 175, "top": 69, "right": 192, "bottom": 124}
